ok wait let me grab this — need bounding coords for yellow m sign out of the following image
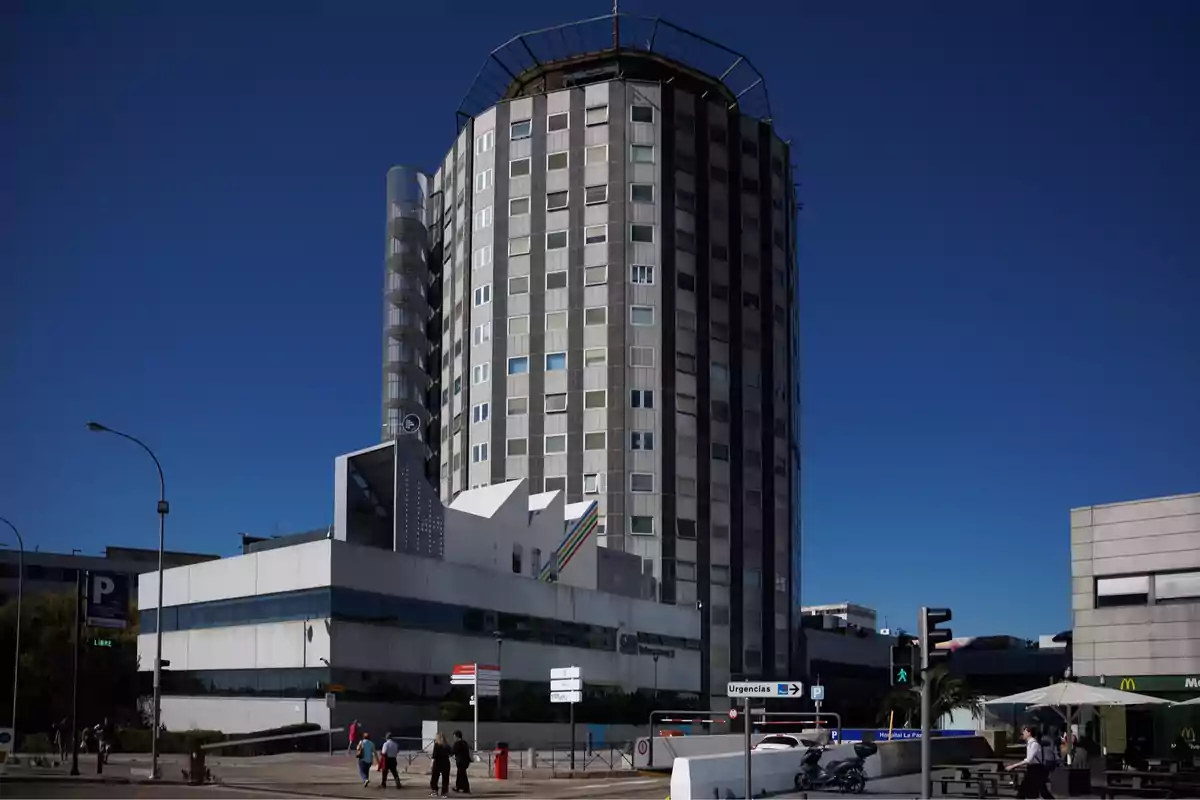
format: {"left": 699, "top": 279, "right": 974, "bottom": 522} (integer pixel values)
{"left": 1120, "top": 678, "right": 1137, "bottom": 691}
{"left": 1182, "top": 728, "right": 1196, "bottom": 742}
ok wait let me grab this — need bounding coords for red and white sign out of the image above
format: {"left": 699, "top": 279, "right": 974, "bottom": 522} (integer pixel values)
{"left": 450, "top": 663, "right": 501, "bottom": 697}
{"left": 728, "top": 708, "right": 739, "bottom": 720}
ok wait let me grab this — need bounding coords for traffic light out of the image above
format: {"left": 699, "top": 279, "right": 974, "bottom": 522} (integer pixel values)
{"left": 890, "top": 640, "right": 915, "bottom": 686}
{"left": 919, "top": 607, "right": 953, "bottom": 670}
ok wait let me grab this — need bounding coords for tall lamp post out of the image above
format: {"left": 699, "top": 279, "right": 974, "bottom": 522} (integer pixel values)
{"left": 86, "top": 422, "right": 168, "bottom": 780}
{"left": 0, "top": 517, "right": 24, "bottom": 758}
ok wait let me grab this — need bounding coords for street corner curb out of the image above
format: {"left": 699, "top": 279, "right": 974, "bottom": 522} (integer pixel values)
{"left": 0, "top": 774, "right": 191, "bottom": 786}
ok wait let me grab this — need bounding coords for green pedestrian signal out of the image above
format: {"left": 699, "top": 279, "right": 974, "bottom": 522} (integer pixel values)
{"left": 890, "top": 640, "right": 916, "bottom": 686}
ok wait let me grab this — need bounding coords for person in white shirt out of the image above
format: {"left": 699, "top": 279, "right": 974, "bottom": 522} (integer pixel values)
{"left": 380, "top": 733, "right": 402, "bottom": 789}
{"left": 1007, "top": 725, "right": 1054, "bottom": 799}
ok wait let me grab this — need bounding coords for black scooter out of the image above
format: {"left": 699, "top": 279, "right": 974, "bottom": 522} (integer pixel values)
{"left": 794, "top": 738, "right": 876, "bottom": 794}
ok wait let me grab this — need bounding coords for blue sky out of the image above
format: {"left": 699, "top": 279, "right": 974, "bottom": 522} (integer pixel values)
{"left": 2, "top": 0, "right": 1197, "bottom": 638}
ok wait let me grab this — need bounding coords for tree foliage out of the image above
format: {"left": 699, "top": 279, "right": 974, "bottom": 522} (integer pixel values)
{"left": 875, "top": 664, "right": 982, "bottom": 728}
{"left": 0, "top": 590, "right": 141, "bottom": 747}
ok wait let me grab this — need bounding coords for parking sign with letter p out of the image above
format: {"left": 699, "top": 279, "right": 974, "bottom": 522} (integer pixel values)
{"left": 85, "top": 571, "right": 130, "bottom": 630}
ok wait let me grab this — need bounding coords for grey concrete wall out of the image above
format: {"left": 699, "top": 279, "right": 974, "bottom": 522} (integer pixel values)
{"left": 1072, "top": 492, "right": 1200, "bottom": 677}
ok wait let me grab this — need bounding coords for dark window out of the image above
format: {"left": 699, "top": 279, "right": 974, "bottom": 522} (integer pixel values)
{"left": 742, "top": 177, "right": 760, "bottom": 193}
{"left": 676, "top": 153, "right": 696, "bottom": 175}
{"left": 741, "top": 140, "right": 759, "bottom": 157}
{"left": 676, "top": 189, "right": 696, "bottom": 213}
{"left": 711, "top": 284, "right": 729, "bottom": 301}
{"left": 710, "top": 166, "right": 728, "bottom": 183}
{"left": 711, "top": 244, "right": 728, "bottom": 261}
{"left": 677, "top": 272, "right": 696, "bottom": 292}
{"left": 710, "top": 127, "right": 727, "bottom": 144}
{"left": 712, "top": 401, "right": 730, "bottom": 422}
{"left": 631, "top": 105, "right": 654, "bottom": 123}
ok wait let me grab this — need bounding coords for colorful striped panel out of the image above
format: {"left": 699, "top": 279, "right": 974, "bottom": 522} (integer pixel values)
{"left": 539, "top": 500, "right": 599, "bottom": 582}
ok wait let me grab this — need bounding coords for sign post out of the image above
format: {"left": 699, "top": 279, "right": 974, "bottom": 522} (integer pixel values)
{"left": 451, "top": 663, "right": 500, "bottom": 756}
{"left": 727, "top": 680, "right": 803, "bottom": 799}
{"left": 550, "top": 667, "right": 582, "bottom": 770}
{"left": 811, "top": 684, "right": 825, "bottom": 726}
{"left": 84, "top": 572, "right": 130, "bottom": 630}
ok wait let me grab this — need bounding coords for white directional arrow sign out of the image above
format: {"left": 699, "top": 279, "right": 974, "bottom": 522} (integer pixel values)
{"left": 726, "top": 680, "right": 805, "bottom": 698}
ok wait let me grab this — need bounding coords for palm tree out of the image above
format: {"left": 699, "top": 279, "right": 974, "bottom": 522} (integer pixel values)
{"left": 876, "top": 664, "right": 983, "bottom": 728}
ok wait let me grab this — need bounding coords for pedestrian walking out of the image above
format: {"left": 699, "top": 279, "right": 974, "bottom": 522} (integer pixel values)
{"left": 1007, "top": 724, "right": 1054, "bottom": 799}
{"left": 347, "top": 719, "right": 359, "bottom": 755}
{"left": 52, "top": 718, "right": 68, "bottom": 761}
{"left": 429, "top": 732, "right": 451, "bottom": 798}
{"left": 355, "top": 732, "right": 377, "bottom": 787}
{"left": 380, "top": 733, "right": 402, "bottom": 788}
{"left": 451, "top": 730, "right": 471, "bottom": 794}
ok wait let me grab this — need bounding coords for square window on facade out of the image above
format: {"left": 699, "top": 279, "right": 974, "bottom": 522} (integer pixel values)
{"left": 677, "top": 352, "right": 697, "bottom": 373}
{"left": 544, "top": 475, "right": 567, "bottom": 492}
{"left": 474, "top": 169, "right": 492, "bottom": 193}
{"left": 546, "top": 230, "right": 568, "bottom": 250}
{"left": 509, "top": 196, "right": 530, "bottom": 216}
{"left": 584, "top": 389, "right": 607, "bottom": 408}
{"left": 676, "top": 188, "right": 696, "bottom": 212}
{"left": 547, "top": 191, "right": 568, "bottom": 210}
{"left": 475, "top": 129, "right": 495, "bottom": 154}
{"left": 508, "top": 276, "right": 529, "bottom": 295}
{"left": 585, "top": 105, "right": 609, "bottom": 125}
{"left": 545, "top": 310, "right": 568, "bottom": 330}
{"left": 630, "top": 224, "right": 654, "bottom": 243}
{"left": 508, "top": 315, "right": 529, "bottom": 335}
{"left": 507, "top": 438, "right": 528, "bottom": 456}
{"left": 547, "top": 151, "right": 569, "bottom": 171}
{"left": 630, "top": 264, "right": 654, "bottom": 284}
{"left": 630, "top": 305, "right": 655, "bottom": 326}
{"left": 585, "top": 145, "right": 607, "bottom": 165}
{"left": 585, "top": 185, "right": 608, "bottom": 204}
{"left": 507, "top": 356, "right": 529, "bottom": 375}
{"left": 472, "top": 322, "right": 491, "bottom": 345}
{"left": 546, "top": 270, "right": 568, "bottom": 290}
{"left": 584, "top": 349, "right": 607, "bottom": 367}
{"left": 584, "top": 225, "right": 607, "bottom": 245}
{"left": 630, "top": 515, "right": 655, "bottom": 535}
{"left": 631, "top": 144, "right": 655, "bottom": 163}
{"left": 584, "top": 266, "right": 608, "bottom": 285}
{"left": 677, "top": 271, "right": 696, "bottom": 292}
{"left": 584, "top": 307, "right": 608, "bottom": 326}
{"left": 509, "top": 236, "right": 531, "bottom": 256}
{"left": 510, "top": 158, "right": 531, "bottom": 177}
{"left": 510, "top": 119, "right": 532, "bottom": 140}
{"left": 631, "top": 105, "right": 654, "bottom": 123}
{"left": 507, "top": 396, "right": 528, "bottom": 416}
{"left": 630, "top": 472, "right": 654, "bottom": 492}
{"left": 545, "top": 393, "right": 568, "bottom": 413}
{"left": 712, "top": 443, "right": 730, "bottom": 461}
{"left": 629, "top": 346, "right": 654, "bottom": 367}
{"left": 547, "top": 112, "right": 569, "bottom": 132}
{"left": 676, "top": 229, "right": 696, "bottom": 253}
{"left": 472, "top": 443, "right": 489, "bottom": 463}
{"left": 545, "top": 434, "right": 568, "bottom": 454}
{"left": 545, "top": 352, "right": 567, "bottom": 371}
{"left": 584, "top": 431, "right": 606, "bottom": 450}
{"left": 473, "top": 284, "right": 492, "bottom": 306}
{"left": 631, "top": 184, "right": 654, "bottom": 203}
{"left": 678, "top": 479, "right": 697, "bottom": 498}
{"left": 631, "top": 431, "right": 654, "bottom": 451}
{"left": 678, "top": 393, "right": 697, "bottom": 415}
{"left": 471, "top": 362, "right": 490, "bottom": 384}
{"left": 631, "top": 389, "right": 654, "bottom": 409}
{"left": 584, "top": 472, "right": 604, "bottom": 493}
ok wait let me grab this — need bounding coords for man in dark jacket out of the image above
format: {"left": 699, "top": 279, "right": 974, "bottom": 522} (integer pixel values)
{"left": 451, "top": 730, "right": 471, "bottom": 794}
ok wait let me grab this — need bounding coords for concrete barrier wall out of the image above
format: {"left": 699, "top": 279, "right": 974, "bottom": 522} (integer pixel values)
{"left": 668, "top": 736, "right": 995, "bottom": 798}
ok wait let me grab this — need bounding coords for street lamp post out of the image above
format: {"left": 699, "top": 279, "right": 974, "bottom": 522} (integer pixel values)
{"left": 652, "top": 654, "right": 659, "bottom": 699}
{"left": 86, "top": 422, "right": 168, "bottom": 780}
{"left": 0, "top": 518, "right": 24, "bottom": 758}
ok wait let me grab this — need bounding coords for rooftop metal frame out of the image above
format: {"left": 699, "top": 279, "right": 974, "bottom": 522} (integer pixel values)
{"left": 455, "top": 13, "right": 772, "bottom": 131}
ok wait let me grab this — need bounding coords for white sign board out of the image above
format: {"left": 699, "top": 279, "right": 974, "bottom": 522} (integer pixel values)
{"left": 551, "top": 678, "right": 582, "bottom": 692}
{"left": 726, "top": 681, "right": 804, "bottom": 698}
{"left": 550, "top": 666, "right": 581, "bottom": 680}
{"left": 551, "top": 690, "right": 582, "bottom": 704}
{"left": 810, "top": 685, "right": 825, "bottom": 701}
{"left": 325, "top": 692, "right": 337, "bottom": 709}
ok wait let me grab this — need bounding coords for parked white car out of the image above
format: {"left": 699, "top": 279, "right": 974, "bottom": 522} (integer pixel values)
{"left": 753, "top": 734, "right": 802, "bottom": 751}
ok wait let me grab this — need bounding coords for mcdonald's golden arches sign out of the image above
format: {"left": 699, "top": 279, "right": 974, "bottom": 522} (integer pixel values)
{"left": 1120, "top": 678, "right": 1137, "bottom": 691}
{"left": 1181, "top": 727, "right": 1196, "bottom": 742}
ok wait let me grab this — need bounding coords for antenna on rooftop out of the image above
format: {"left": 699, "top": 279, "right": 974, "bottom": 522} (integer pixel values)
{"left": 612, "top": 0, "right": 620, "bottom": 51}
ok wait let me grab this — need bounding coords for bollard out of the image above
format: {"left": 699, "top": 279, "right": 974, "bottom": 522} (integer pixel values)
{"left": 188, "top": 749, "right": 207, "bottom": 786}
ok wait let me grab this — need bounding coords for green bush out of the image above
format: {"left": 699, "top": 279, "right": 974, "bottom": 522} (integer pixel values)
{"left": 115, "top": 728, "right": 223, "bottom": 754}
{"left": 114, "top": 724, "right": 323, "bottom": 756}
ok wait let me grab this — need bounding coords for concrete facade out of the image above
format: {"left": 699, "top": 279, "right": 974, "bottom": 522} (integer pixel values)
{"left": 1071, "top": 491, "right": 1200, "bottom": 679}
{"left": 378, "top": 19, "right": 800, "bottom": 711}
